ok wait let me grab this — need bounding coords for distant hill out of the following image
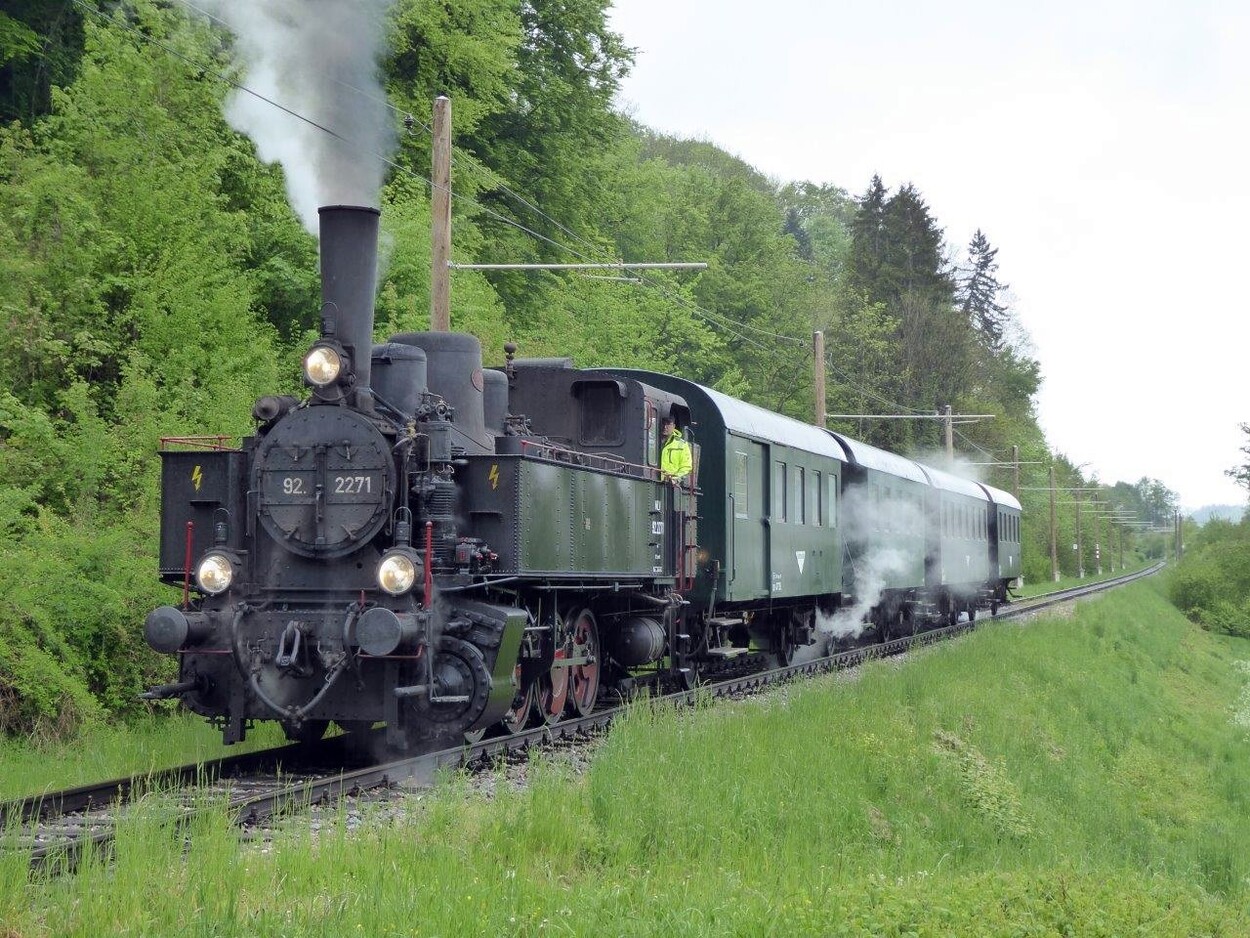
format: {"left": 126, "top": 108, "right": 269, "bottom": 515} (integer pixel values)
{"left": 1189, "top": 505, "right": 1245, "bottom": 525}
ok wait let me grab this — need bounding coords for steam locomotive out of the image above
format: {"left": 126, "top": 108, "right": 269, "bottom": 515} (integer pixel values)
{"left": 143, "top": 205, "right": 1022, "bottom": 750}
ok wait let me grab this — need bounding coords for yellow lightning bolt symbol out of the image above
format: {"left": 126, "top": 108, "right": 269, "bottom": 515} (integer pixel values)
{"left": 488, "top": 464, "right": 499, "bottom": 490}
{"left": 192, "top": 465, "right": 203, "bottom": 492}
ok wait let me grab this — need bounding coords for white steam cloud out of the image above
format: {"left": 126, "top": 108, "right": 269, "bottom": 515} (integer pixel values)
{"left": 818, "top": 547, "right": 910, "bottom": 639}
{"left": 817, "top": 484, "right": 927, "bottom": 640}
{"left": 198, "top": 0, "right": 396, "bottom": 233}
{"left": 913, "top": 450, "right": 989, "bottom": 485}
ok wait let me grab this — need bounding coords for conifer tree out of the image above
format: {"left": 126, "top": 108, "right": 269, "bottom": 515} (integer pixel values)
{"left": 880, "top": 183, "right": 951, "bottom": 306}
{"left": 957, "top": 228, "right": 1009, "bottom": 350}
{"left": 844, "top": 174, "right": 889, "bottom": 301}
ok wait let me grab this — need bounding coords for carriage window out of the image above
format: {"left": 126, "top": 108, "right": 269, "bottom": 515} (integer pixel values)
{"left": 828, "top": 474, "right": 837, "bottom": 527}
{"left": 773, "top": 461, "right": 787, "bottom": 522}
{"left": 734, "top": 452, "right": 749, "bottom": 518}
{"left": 794, "top": 466, "right": 805, "bottom": 524}
{"left": 813, "top": 471, "right": 822, "bottom": 527}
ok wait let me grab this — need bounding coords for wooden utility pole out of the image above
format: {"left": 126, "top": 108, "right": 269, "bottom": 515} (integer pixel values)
{"left": 431, "top": 95, "right": 452, "bottom": 331}
{"left": 1094, "top": 504, "right": 1103, "bottom": 576}
{"left": 1049, "top": 464, "right": 1059, "bottom": 582}
{"left": 1075, "top": 493, "right": 1084, "bottom": 579}
{"left": 813, "top": 331, "right": 826, "bottom": 428}
{"left": 943, "top": 404, "right": 954, "bottom": 460}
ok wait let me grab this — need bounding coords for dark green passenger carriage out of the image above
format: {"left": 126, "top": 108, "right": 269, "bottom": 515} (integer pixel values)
{"left": 603, "top": 372, "right": 848, "bottom": 611}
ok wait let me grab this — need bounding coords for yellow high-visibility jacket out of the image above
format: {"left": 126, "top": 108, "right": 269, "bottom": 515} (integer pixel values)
{"left": 661, "top": 430, "right": 693, "bottom": 481}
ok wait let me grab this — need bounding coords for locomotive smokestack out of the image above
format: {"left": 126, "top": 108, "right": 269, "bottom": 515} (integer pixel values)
{"left": 318, "top": 205, "right": 380, "bottom": 405}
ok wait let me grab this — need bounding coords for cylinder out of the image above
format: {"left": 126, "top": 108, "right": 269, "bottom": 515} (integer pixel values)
{"left": 371, "top": 342, "right": 428, "bottom": 417}
{"left": 389, "top": 331, "right": 492, "bottom": 453}
{"left": 482, "top": 368, "right": 509, "bottom": 435}
{"left": 606, "top": 616, "right": 667, "bottom": 666}
{"left": 319, "top": 205, "right": 380, "bottom": 403}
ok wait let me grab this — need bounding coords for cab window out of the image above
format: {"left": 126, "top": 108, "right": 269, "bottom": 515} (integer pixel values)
{"left": 645, "top": 402, "right": 658, "bottom": 467}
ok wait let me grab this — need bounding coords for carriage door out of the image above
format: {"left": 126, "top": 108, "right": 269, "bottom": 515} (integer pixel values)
{"left": 730, "top": 439, "right": 768, "bottom": 599}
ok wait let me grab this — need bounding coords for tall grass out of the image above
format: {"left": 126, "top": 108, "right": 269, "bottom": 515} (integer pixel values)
{"left": 3, "top": 579, "right": 1247, "bottom": 935}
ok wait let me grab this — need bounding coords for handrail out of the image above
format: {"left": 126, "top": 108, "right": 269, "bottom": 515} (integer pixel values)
{"left": 160, "top": 435, "right": 236, "bottom": 451}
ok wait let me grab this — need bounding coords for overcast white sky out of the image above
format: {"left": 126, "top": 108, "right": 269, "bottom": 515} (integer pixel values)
{"left": 607, "top": 0, "right": 1250, "bottom": 510}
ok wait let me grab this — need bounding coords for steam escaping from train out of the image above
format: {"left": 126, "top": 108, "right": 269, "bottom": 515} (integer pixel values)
{"left": 817, "top": 486, "right": 927, "bottom": 639}
{"left": 197, "top": 0, "right": 397, "bottom": 233}
{"left": 818, "top": 548, "right": 909, "bottom": 639}
{"left": 914, "top": 449, "right": 988, "bottom": 484}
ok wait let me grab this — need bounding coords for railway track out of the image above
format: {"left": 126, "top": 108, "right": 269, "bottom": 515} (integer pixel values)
{"left": 3, "top": 562, "right": 1162, "bottom": 874}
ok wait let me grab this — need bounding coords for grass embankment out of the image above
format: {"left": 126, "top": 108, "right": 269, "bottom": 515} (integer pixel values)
{"left": 3, "top": 577, "right": 1248, "bottom": 935}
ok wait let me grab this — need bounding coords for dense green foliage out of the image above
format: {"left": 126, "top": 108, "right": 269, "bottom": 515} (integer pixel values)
{"left": 1170, "top": 516, "right": 1250, "bottom": 638}
{"left": 3, "top": 582, "right": 1247, "bottom": 933}
{"left": 0, "top": 1, "right": 1177, "bottom": 732}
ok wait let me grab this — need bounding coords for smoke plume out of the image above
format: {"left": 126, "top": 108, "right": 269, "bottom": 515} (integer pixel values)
{"left": 198, "top": 0, "right": 396, "bottom": 233}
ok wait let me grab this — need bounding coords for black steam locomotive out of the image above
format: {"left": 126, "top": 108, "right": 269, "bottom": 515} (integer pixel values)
{"left": 144, "top": 205, "right": 1021, "bottom": 750}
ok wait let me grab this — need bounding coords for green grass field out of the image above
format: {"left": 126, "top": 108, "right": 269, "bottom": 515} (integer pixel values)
{"left": 3, "top": 576, "right": 1247, "bottom": 936}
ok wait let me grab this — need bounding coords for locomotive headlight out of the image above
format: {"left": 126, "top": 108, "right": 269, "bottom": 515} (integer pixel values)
{"left": 196, "top": 552, "right": 235, "bottom": 595}
{"left": 303, "top": 345, "right": 343, "bottom": 387}
{"left": 377, "top": 550, "right": 418, "bottom": 595}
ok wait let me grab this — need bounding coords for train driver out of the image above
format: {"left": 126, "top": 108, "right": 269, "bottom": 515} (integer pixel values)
{"left": 660, "top": 417, "right": 693, "bottom": 484}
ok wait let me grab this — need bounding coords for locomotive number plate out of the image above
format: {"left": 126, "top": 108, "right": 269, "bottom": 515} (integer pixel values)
{"left": 327, "top": 473, "right": 384, "bottom": 503}
{"left": 263, "top": 470, "right": 317, "bottom": 503}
